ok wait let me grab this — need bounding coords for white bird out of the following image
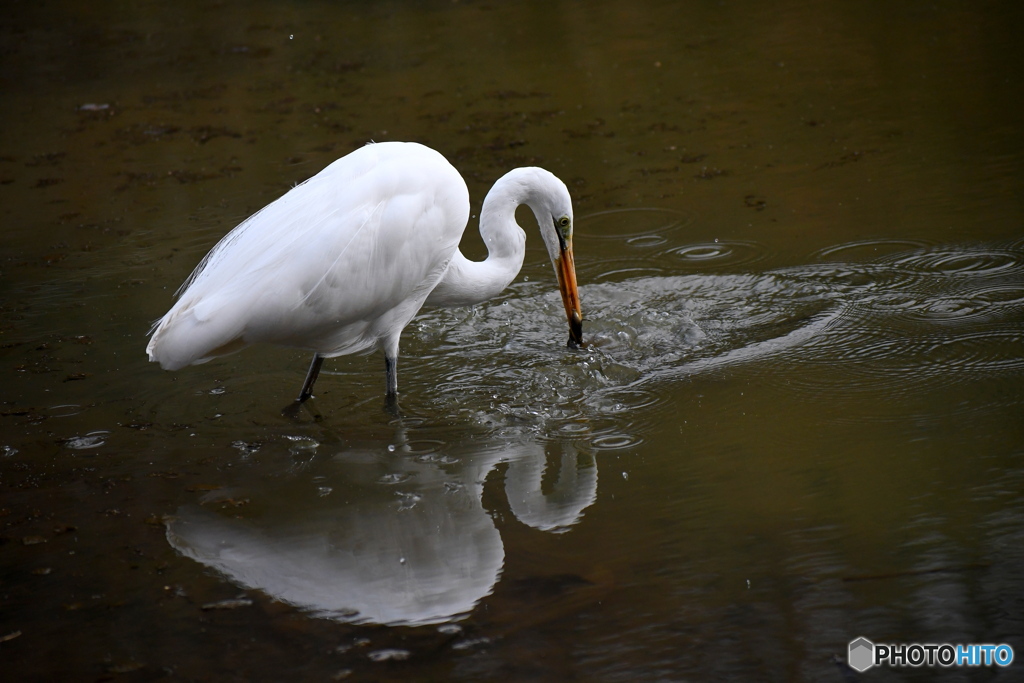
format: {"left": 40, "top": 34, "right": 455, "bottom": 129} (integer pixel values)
{"left": 146, "top": 141, "right": 583, "bottom": 404}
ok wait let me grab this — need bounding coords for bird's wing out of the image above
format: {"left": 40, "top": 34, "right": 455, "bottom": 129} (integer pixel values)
{"left": 147, "top": 143, "right": 469, "bottom": 369}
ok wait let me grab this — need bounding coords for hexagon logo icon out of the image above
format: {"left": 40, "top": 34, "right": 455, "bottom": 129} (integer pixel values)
{"left": 848, "top": 637, "right": 875, "bottom": 672}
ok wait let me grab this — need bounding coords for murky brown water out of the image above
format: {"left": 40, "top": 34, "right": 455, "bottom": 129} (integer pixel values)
{"left": 3, "top": 0, "right": 1023, "bottom": 680}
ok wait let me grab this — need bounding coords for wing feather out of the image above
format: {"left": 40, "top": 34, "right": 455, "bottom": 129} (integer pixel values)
{"left": 147, "top": 142, "right": 470, "bottom": 369}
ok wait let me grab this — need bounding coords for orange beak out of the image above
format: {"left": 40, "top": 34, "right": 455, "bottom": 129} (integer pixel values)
{"left": 555, "top": 239, "right": 583, "bottom": 348}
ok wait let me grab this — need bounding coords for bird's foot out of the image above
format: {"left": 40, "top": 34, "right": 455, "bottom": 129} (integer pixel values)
{"left": 384, "top": 392, "right": 402, "bottom": 419}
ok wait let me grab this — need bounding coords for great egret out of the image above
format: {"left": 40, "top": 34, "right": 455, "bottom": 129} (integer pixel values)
{"left": 146, "top": 141, "right": 583, "bottom": 403}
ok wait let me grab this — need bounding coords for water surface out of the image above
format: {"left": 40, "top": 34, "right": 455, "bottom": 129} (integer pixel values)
{"left": 2, "top": 0, "right": 1023, "bottom": 680}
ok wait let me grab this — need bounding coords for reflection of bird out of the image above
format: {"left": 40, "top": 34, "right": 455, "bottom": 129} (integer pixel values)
{"left": 146, "top": 141, "right": 582, "bottom": 402}
{"left": 166, "top": 438, "right": 598, "bottom": 626}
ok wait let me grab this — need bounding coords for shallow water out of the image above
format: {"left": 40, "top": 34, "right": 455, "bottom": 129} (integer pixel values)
{"left": 3, "top": 0, "right": 1024, "bottom": 680}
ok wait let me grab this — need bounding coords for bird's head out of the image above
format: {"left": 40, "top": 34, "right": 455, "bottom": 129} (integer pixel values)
{"left": 521, "top": 170, "right": 583, "bottom": 348}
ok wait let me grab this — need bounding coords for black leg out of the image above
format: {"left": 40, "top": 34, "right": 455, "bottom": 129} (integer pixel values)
{"left": 384, "top": 354, "right": 398, "bottom": 398}
{"left": 383, "top": 354, "right": 402, "bottom": 416}
{"left": 297, "top": 353, "right": 324, "bottom": 403}
{"left": 384, "top": 392, "right": 401, "bottom": 417}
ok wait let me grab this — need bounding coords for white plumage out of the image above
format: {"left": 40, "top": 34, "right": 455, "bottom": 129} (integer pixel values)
{"left": 146, "top": 141, "right": 582, "bottom": 402}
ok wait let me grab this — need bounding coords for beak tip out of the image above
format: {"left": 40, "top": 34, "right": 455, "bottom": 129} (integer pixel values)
{"left": 568, "top": 312, "right": 584, "bottom": 348}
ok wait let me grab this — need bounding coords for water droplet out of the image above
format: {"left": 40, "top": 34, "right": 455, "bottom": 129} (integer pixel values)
{"left": 387, "top": 444, "right": 396, "bottom": 452}
{"left": 395, "top": 492, "right": 421, "bottom": 510}
{"left": 367, "top": 649, "right": 410, "bottom": 662}
{"left": 317, "top": 486, "right": 333, "bottom": 497}
{"left": 451, "top": 637, "right": 491, "bottom": 651}
{"left": 231, "top": 440, "right": 260, "bottom": 457}
{"left": 284, "top": 435, "right": 319, "bottom": 453}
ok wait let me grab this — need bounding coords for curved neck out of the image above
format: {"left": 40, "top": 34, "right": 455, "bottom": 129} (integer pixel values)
{"left": 425, "top": 173, "right": 533, "bottom": 308}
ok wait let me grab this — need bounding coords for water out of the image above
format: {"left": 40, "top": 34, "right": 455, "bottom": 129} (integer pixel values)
{"left": 3, "top": 0, "right": 1024, "bottom": 680}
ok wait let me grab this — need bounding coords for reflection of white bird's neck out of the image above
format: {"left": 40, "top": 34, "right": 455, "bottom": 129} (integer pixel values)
{"left": 427, "top": 168, "right": 559, "bottom": 308}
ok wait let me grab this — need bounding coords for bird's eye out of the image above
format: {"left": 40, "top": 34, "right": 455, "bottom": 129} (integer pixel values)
{"left": 558, "top": 216, "right": 570, "bottom": 229}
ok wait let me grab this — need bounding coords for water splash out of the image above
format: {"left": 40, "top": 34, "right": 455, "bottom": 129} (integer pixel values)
{"left": 411, "top": 239, "right": 1024, "bottom": 438}
{"left": 61, "top": 430, "right": 111, "bottom": 450}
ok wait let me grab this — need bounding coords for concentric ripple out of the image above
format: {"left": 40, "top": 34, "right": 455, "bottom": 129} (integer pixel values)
{"left": 814, "top": 238, "right": 935, "bottom": 262}
{"left": 409, "top": 238, "right": 1024, "bottom": 441}
{"left": 889, "top": 247, "right": 1023, "bottom": 277}
{"left": 920, "top": 330, "right": 1024, "bottom": 374}
{"left": 753, "top": 240, "right": 1024, "bottom": 411}
{"left": 590, "top": 432, "right": 643, "bottom": 450}
{"left": 579, "top": 207, "right": 693, "bottom": 240}
{"left": 626, "top": 234, "right": 670, "bottom": 248}
{"left": 974, "top": 284, "right": 1024, "bottom": 308}
{"left": 663, "top": 240, "right": 768, "bottom": 270}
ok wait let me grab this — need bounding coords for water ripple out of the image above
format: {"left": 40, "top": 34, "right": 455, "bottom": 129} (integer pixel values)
{"left": 413, "top": 238, "right": 1024, "bottom": 436}
{"left": 591, "top": 432, "right": 643, "bottom": 450}
{"left": 814, "top": 238, "right": 935, "bottom": 261}
{"left": 921, "top": 330, "right": 1024, "bottom": 374}
{"left": 626, "top": 234, "right": 669, "bottom": 248}
{"left": 889, "top": 247, "right": 1023, "bottom": 277}
{"left": 579, "top": 207, "right": 693, "bottom": 239}
{"left": 663, "top": 240, "right": 767, "bottom": 270}
{"left": 61, "top": 430, "right": 110, "bottom": 450}
{"left": 132, "top": 236, "right": 1024, "bottom": 445}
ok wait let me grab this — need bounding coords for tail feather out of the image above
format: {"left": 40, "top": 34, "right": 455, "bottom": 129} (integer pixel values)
{"left": 146, "top": 298, "right": 249, "bottom": 370}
